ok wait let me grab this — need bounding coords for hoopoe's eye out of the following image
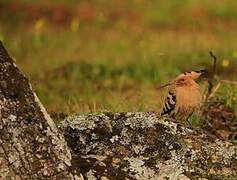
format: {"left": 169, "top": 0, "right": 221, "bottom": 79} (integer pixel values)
{"left": 176, "top": 78, "right": 187, "bottom": 85}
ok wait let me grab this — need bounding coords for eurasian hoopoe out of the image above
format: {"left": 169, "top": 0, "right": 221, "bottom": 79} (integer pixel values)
{"left": 160, "top": 70, "right": 205, "bottom": 120}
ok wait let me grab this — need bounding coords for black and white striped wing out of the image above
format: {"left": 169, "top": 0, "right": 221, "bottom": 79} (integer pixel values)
{"left": 160, "top": 90, "right": 176, "bottom": 116}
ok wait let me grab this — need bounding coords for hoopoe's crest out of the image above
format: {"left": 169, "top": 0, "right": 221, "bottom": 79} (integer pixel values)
{"left": 160, "top": 70, "right": 205, "bottom": 120}
{"left": 175, "top": 69, "right": 205, "bottom": 80}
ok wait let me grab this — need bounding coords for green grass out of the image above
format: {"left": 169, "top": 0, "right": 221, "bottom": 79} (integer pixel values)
{"left": 212, "top": 83, "right": 237, "bottom": 108}
{"left": 1, "top": 0, "right": 237, "bottom": 114}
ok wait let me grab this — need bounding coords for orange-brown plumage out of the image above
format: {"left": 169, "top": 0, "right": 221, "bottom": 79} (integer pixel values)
{"left": 160, "top": 70, "right": 204, "bottom": 120}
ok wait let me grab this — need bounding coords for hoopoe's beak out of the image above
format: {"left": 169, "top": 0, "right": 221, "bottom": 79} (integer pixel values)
{"left": 191, "top": 69, "right": 206, "bottom": 79}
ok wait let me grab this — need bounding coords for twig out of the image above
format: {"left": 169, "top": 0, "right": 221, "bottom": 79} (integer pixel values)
{"left": 205, "top": 51, "right": 218, "bottom": 101}
{"left": 220, "top": 79, "right": 237, "bottom": 85}
{"left": 203, "top": 80, "right": 237, "bottom": 101}
{"left": 209, "top": 51, "right": 217, "bottom": 76}
{"left": 208, "top": 82, "right": 221, "bottom": 99}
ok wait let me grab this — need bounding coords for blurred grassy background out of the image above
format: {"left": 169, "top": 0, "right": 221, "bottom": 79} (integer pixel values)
{"left": 1, "top": 0, "right": 237, "bottom": 114}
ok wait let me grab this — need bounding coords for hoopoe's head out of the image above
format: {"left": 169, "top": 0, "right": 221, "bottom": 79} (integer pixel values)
{"left": 175, "top": 69, "right": 205, "bottom": 80}
{"left": 174, "top": 76, "right": 196, "bottom": 87}
{"left": 157, "top": 69, "right": 205, "bottom": 89}
{"left": 174, "top": 70, "right": 205, "bottom": 87}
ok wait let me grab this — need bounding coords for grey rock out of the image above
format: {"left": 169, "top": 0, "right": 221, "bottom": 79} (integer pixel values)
{"left": 0, "top": 42, "right": 78, "bottom": 179}
{"left": 61, "top": 112, "right": 237, "bottom": 180}
{"left": 1, "top": 40, "right": 237, "bottom": 180}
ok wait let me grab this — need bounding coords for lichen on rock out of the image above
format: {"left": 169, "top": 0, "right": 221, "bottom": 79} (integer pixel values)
{"left": 61, "top": 112, "right": 237, "bottom": 180}
{"left": 0, "top": 42, "right": 75, "bottom": 179}
{"left": 1, "top": 40, "right": 237, "bottom": 180}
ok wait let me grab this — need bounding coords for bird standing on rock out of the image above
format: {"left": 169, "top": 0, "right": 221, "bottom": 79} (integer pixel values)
{"left": 159, "top": 70, "right": 205, "bottom": 121}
